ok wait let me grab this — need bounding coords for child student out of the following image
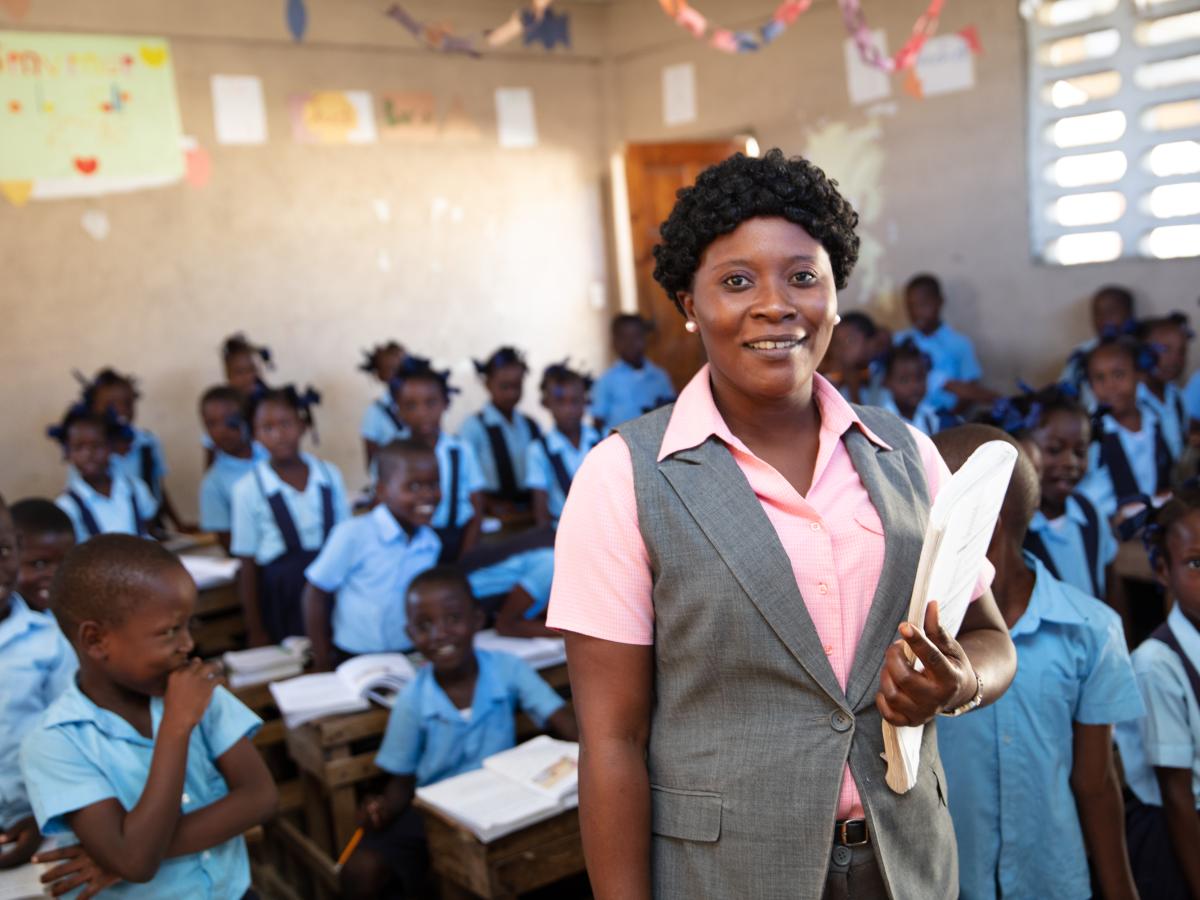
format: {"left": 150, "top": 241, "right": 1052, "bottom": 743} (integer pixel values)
{"left": 50, "top": 405, "right": 159, "bottom": 543}
{"left": 10, "top": 499, "right": 76, "bottom": 612}
{"left": 20, "top": 534, "right": 277, "bottom": 897}
{"left": 198, "top": 386, "right": 267, "bottom": 553}
{"left": 1062, "top": 284, "right": 1137, "bottom": 401}
{"left": 893, "top": 273, "right": 991, "bottom": 414}
{"left": 827, "top": 311, "right": 884, "bottom": 405}
{"left": 1138, "top": 313, "right": 1193, "bottom": 459}
{"left": 302, "top": 439, "right": 441, "bottom": 671}
{"left": 341, "top": 566, "right": 577, "bottom": 900}
{"left": 0, "top": 495, "right": 77, "bottom": 872}
{"left": 82, "top": 368, "right": 192, "bottom": 533}
{"left": 934, "top": 426, "right": 1143, "bottom": 900}
{"left": 879, "top": 339, "right": 943, "bottom": 436}
{"left": 1021, "top": 386, "right": 1118, "bottom": 604}
{"left": 525, "top": 362, "right": 600, "bottom": 530}
{"left": 1077, "top": 337, "right": 1175, "bottom": 523}
{"left": 221, "top": 332, "right": 272, "bottom": 401}
{"left": 1117, "top": 486, "right": 1200, "bottom": 899}
{"left": 358, "top": 341, "right": 407, "bottom": 470}
{"left": 391, "top": 357, "right": 486, "bottom": 563}
{"left": 590, "top": 314, "right": 676, "bottom": 432}
{"left": 231, "top": 386, "right": 349, "bottom": 646}
{"left": 459, "top": 347, "right": 543, "bottom": 515}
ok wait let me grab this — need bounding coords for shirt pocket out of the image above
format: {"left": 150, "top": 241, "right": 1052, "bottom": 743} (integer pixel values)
{"left": 853, "top": 502, "right": 886, "bottom": 537}
{"left": 650, "top": 784, "right": 722, "bottom": 843}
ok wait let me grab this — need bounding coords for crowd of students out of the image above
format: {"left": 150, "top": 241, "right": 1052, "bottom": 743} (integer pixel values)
{"left": 1, "top": 274, "right": 1198, "bottom": 898}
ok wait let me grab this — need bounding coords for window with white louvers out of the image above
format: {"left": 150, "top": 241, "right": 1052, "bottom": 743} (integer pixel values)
{"left": 1027, "top": 0, "right": 1200, "bottom": 264}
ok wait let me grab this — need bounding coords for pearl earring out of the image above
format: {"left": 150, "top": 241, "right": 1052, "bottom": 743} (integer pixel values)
{"left": 685, "top": 320, "right": 698, "bottom": 333}
{"left": 834, "top": 314, "right": 842, "bottom": 325}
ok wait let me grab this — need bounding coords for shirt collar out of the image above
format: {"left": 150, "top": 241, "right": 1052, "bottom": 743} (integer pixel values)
{"left": 1011, "top": 553, "right": 1089, "bottom": 636}
{"left": 369, "top": 504, "right": 436, "bottom": 547}
{"left": 481, "top": 403, "right": 517, "bottom": 427}
{"left": 67, "top": 464, "right": 129, "bottom": 500}
{"left": 255, "top": 452, "right": 325, "bottom": 494}
{"left": 417, "top": 650, "right": 507, "bottom": 722}
{"left": 1167, "top": 604, "right": 1200, "bottom": 669}
{"left": 1029, "top": 495, "right": 1089, "bottom": 532}
{"left": 657, "top": 365, "right": 891, "bottom": 463}
{"left": 0, "top": 594, "right": 46, "bottom": 648}
{"left": 42, "top": 679, "right": 160, "bottom": 745}
{"left": 548, "top": 424, "right": 600, "bottom": 453}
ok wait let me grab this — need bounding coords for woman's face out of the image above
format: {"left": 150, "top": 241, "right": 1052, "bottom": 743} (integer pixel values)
{"left": 678, "top": 217, "right": 837, "bottom": 404}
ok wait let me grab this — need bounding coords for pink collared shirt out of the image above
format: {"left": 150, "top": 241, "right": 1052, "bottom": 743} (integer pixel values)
{"left": 547, "top": 365, "right": 992, "bottom": 819}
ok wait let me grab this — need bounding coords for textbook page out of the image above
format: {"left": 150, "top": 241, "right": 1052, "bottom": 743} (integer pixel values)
{"left": 882, "top": 440, "right": 1017, "bottom": 793}
{"left": 178, "top": 554, "right": 240, "bottom": 590}
{"left": 416, "top": 769, "right": 563, "bottom": 843}
{"left": 0, "top": 861, "right": 50, "bottom": 899}
{"left": 482, "top": 736, "right": 579, "bottom": 803}
{"left": 473, "top": 630, "right": 566, "bottom": 670}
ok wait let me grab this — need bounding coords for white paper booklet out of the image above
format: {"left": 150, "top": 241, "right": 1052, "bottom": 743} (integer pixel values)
{"left": 416, "top": 737, "right": 579, "bottom": 842}
{"left": 0, "top": 862, "right": 49, "bottom": 899}
{"left": 178, "top": 554, "right": 240, "bottom": 590}
{"left": 270, "top": 653, "right": 417, "bottom": 728}
{"left": 473, "top": 630, "right": 566, "bottom": 671}
{"left": 222, "top": 637, "right": 309, "bottom": 688}
{"left": 882, "top": 440, "right": 1017, "bottom": 793}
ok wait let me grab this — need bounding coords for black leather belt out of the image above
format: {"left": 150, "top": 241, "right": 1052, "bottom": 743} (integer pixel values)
{"left": 833, "top": 818, "right": 869, "bottom": 846}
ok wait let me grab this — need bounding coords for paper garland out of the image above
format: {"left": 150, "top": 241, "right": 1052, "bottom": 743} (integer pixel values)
{"left": 286, "top": 0, "right": 308, "bottom": 42}
{"left": 384, "top": 1, "right": 568, "bottom": 57}
{"left": 658, "top": 0, "right": 947, "bottom": 71}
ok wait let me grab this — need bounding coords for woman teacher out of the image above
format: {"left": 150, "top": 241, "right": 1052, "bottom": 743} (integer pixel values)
{"left": 546, "top": 150, "right": 1017, "bottom": 900}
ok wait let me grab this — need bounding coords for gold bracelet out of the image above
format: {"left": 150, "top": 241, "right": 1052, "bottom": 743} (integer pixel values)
{"left": 938, "top": 671, "right": 983, "bottom": 718}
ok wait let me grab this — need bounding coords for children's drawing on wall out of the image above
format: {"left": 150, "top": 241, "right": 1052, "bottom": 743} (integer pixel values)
{"left": 379, "top": 92, "right": 437, "bottom": 140}
{"left": 804, "top": 119, "right": 891, "bottom": 313}
{"left": 291, "top": 90, "right": 377, "bottom": 144}
{"left": 0, "top": 31, "right": 183, "bottom": 201}
{"left": 906, "top": 28, "right": 981, "bottom": 99}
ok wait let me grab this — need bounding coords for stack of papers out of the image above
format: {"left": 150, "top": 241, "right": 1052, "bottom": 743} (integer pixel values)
{"left": 473, "top": 630, "right": 566, "bottom": 671}
{"left": 178, "top": 554, "right": 240, "bottom": 590}
{"left": 270, "top": 653, "right": 417, "bottom": 728}
{"left": 222, "top": 638, "right": 309, "bottom": 688}
{"left": 882, "top": 440, "right": 1017, "bottom": 793}
{"left": 416, "top": 736, "right": 579, "bottom": 842}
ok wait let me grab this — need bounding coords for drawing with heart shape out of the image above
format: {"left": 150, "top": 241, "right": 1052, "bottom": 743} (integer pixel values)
{"left": 139, "top": 45, "right": 167, "bottom": 67}
{"left": 74, "top": 157, "right": 99, "bottom": 175}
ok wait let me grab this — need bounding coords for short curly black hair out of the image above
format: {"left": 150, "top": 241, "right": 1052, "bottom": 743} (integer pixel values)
{"left": 652, "top": 149, "right": 860, "bottom": 314}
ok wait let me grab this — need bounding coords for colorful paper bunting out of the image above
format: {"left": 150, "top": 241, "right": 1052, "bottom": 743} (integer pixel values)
{"left": 386, "top": 2, "right": 568, "bottom": 56}
{"left": 521, "top": 7, "right": 570, "bottom": 50}
{"left": 286, "top": 0, "right": 308, "bottom": 42}
{"left": 839, "top": 0, "right": 945, "bottom": 72}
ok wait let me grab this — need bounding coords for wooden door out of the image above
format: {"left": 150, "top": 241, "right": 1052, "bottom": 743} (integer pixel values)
{"left": 624, "top": 141, "right": 744, "bottom": 391}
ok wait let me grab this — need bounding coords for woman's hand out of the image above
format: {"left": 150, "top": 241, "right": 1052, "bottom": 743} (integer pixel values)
{"left": 876, "top": 601, "right": 977, "bottom": 727}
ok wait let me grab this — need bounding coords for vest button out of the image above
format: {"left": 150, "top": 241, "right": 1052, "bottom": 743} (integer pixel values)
{"left": 830, "top": 710, "right": 853, "bottom": 733}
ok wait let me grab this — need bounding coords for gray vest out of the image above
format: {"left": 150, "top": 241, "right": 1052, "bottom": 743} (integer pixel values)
{"left": 617, "top": 403, "right": 957, "bottom": 900}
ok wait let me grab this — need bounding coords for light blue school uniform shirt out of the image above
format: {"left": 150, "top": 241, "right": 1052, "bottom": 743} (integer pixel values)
{"left": 56, "top": 465, "right": 158, "bottom": 543}
{"left": 431, "top": 433, "right": 485, "bottom": 529}
{"left": 459, "top": 403, "right": 541, "bottom": 493}
{"left": 937, "top": 556, "right": 1144, "bottom": 900}
{"left": 1137, "top": 380, "right": 1187, "bottom": 460}
{"left": 304, "top": 505, "right": 441, "bottom": 654}
{"left": 375, "top": 649, "right": 565, "bottom": 787}
{"left": 524, "top": 425, "right": 600, "bottom": 525}
{"left": 879, "top": 393, "right": 940, "bottom": 436}
{"left": 1026, "top": 494, "right": 1117, "bottom": 599}
{"left": 0, "top": 594, "right": 76, "bottom": 829}
{"left": 198, "top": 444, "right": 268, "bottom": 534}
{"left": 589, "top": 359, "right": 676, "bottom": 429}
{"left": 229, "top": 453, "right": 349, "bottom": 565}
{"left": 360, "top": 393, "right": 408, "bottom": 446}
{"left": 110, "top": 427, "right": 168, "bottom": 504}
{"left": 1062, "top": 337, "right": 1098, "bottom": 409}
{"left": 465, "top": 548, "right": 556, "bottom": 619}
{"left": 20, "top": 683, "right": 261, "bottom": 900}
{"left": 892, "top": 323, "right": 983, "bottom": 412}
{"left": 1076, "top": 409, "right": 1163, "bottom": 520}
{"left": 1184, "top": 370, "right": 1200, "bottom": 426}
{"left": 1116, "top": 604, "right": 1200, "bottom": 809}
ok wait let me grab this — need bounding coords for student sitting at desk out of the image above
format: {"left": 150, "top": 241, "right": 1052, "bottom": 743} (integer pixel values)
{"left": 341, "top": 566, "right": 577, "bottom": 900}
{"left": 10, "top": 498, "right": 76, "bottom": 613}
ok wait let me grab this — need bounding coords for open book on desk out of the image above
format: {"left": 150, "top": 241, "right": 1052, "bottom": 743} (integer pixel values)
{"left": 473, "top": 630, "right": 566, "bottom": 671}
{"left": 0, "top": 862, "right": 49, "bottom": 900}
{"left": 270, "top": 653, "right": 417, "bottom": 728}
{"left": 882, "top": 440, "right": 1017, "bottom": 793}
{"left": 415, "top": 736, "right": 579, "bottom": 842}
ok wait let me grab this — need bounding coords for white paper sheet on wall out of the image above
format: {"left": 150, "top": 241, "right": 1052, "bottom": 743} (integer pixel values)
{"left": 662, "top": 62, "right": 697, "bottom": 126}
{"left": 843, "top": 30, "right": 891, "bottom": 106}
{"left": 914, "top": 33, "right": 976, "bottom": 97}
{"left": 495, "top": 88, "right": 538, "bottom": 149}
{"left": 212, "top": 75, "right": 268, "bottom": 145}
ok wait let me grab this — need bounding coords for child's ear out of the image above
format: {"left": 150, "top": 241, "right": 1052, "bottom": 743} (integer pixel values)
{"left": 678, "top": 291, "right": 696, "bottom": 324}
{"left": 1152, "top": 554, "right": 1171, "bottom": 590}
{"left": 78, "top": 620, "right": 109, "bottom": 661}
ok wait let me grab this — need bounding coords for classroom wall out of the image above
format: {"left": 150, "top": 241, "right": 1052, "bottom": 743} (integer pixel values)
{"left": 603, "top": 0, "right": 1200, "bottom": 388}
{"left": 1, "top": 0, "right": 612, "bottom": 512}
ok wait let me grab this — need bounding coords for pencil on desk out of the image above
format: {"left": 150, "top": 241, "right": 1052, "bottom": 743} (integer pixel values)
{"left": 336, "top": 827, "right": 364, "bottom": 869}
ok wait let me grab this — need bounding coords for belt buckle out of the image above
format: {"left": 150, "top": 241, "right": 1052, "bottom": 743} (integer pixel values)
{"left": 838, "top": 820, "right": 869, "bottom": 847}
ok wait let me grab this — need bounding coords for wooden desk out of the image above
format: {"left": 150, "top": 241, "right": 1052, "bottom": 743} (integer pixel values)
{"left": 415, "top": 803, "right": 584, "bottom": 900}
{"left": 277, "top": 663, "right": 571, "bottom": 897}
{"left": 193, "top": 580, "right": 245, "bottom": 657}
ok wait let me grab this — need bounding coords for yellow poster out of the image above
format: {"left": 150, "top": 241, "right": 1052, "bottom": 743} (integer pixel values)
{"left": 0, "top": 31, "right": 183, "bottom": 182}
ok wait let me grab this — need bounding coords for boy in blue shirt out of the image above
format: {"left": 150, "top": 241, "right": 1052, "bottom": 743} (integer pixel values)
{"left": 341, "top": 566, "right": 577, "bottom": 900}
{"left": 934, "top": 426, "right": 1143, "bottom": 900}
{"left": 20, "top": 534, "right": 277, "bottom": 898}
{"left": 301, "top": 439, "right": 442, "bottom": 671}
{"left": 11, "top": 498, "right": 76, "bottom": 612}
{"left": 893, "top": 273, "right": 991, "bottom": 414}
{"left": 590, "top": 314, "right": 675, "bottom": 432}
{"left": 197, "top": 386, "right": 267, "bottom": 553}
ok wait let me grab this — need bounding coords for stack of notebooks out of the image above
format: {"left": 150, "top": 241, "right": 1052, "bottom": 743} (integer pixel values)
{"left": 473, "top": 630, "right": 566, "bottom": 670}
{"left": 221, "top": 637, "right": 310, "bottom": 689}
{"left": 178, "top": 553, "right": 240, "bottom": 590}
{"left": 269, "top": 653, "right": 417, "bottom": 728}
{"left": 416, "top": 736, "right": 579, "bottom": 842}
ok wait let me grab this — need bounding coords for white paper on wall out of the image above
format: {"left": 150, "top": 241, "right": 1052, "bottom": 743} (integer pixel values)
{"left": 495, "top": 88, "right": 538, "bottom": 149}
{"left": 212, "top": 75, "right": 268, "bottom": 146}
{"left": 914, "top": 33, "right": 976, "bottom": 97}
{"left": 662, "top": 62, "right": 697, "bottom": 126}
{"left": 843, "top": 30, "right": 891, "bottom": 106}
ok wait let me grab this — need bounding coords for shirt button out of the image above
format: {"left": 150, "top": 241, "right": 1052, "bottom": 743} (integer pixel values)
{"left": 201, "top": 851, "right": 212, "bottom": 861}
{"left": 830, "top": 710, "right": 853, "bottom": 733}
{"left": 810, "top": 522, "right": 822, "bottom": 532}
{"left": 823, "top": 644, "right": 834, "bottom": 655}
{"left": 818, "top": 582, "right": 829, "bottom": 595}
{"left": 181, "top": 793, "right": 190, "bottom": 804}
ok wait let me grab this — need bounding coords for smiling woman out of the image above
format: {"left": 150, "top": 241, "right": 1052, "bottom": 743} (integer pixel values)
{"left": 546, "top": 149, "right": 1017, "bottom": 900}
